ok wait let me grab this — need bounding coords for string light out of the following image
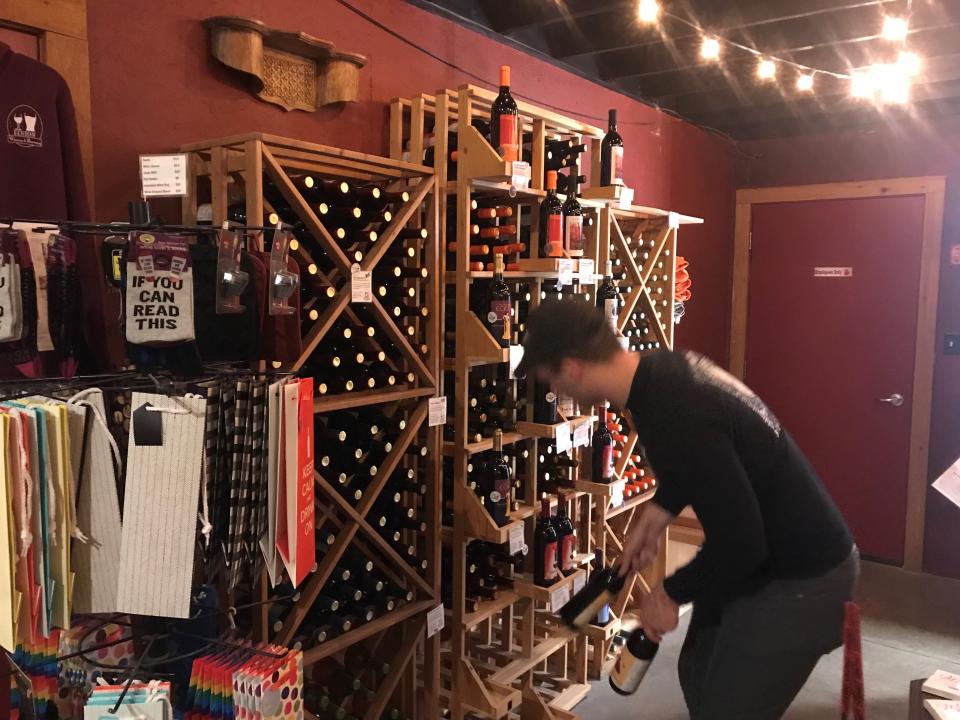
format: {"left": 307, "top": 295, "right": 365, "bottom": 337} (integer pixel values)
{"left": 897, "top": 51, "right": 921, "bottom": 76}
{"left": 757, "top": 58, "right": 777, "bottom": 80}
{"left": 882, "top": 16, "right": 909, "bottom": 42}
{"left": 632, "top": 0, "right": 922, "bottom": 104}
{"left": 638, "top": 0, "right": 660, "bottom": 23}
{"left": 700, "top": 36, "right": 721, "bottom": 61}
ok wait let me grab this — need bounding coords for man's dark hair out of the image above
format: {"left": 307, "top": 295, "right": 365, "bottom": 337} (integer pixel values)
{"left": 514, "top": 298, "right": 622, "bottom": 378}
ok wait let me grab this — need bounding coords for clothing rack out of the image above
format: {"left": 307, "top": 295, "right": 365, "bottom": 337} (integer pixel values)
{"left": 0, "top": 218, "right": 291, "bottom": 234}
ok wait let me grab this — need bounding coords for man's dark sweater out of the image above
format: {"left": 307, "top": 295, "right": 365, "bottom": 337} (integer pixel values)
{"left": 627, "top": 350, "right": 853, "bottom": 607}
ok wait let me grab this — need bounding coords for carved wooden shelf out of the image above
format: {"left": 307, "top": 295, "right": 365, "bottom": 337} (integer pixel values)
{"left": 204, "top": 16, "right": 367, "bottom": 110}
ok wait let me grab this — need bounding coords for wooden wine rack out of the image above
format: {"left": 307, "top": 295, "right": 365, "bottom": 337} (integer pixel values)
{"left": 576, "top": 206, "right": 704, "bottom": 678}
{"left": 390, "top": 84, "right": 705, "bottom": 708}
{"left": 180, "top": 133, "right": 443, "bottom": 720}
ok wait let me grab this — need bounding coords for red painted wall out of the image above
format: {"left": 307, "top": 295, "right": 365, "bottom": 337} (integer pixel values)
{"left": 83, "top": 0, "right": 736, "bottom": 365}
{"left": 740, "top": 120, "right": 960, "bottom": 578}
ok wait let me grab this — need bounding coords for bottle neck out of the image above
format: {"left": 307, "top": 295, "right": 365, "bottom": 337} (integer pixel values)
{"left": 499, "top": 84, "right": 510, "bottom": 94}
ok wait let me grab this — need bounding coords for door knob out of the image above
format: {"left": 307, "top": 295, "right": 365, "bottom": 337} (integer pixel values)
{"left": 879, "top": 393, "right": 904, "bottom": 407}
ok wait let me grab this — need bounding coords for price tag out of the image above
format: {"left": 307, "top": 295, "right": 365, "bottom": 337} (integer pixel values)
{"left": 618, "top": 335, "right": 630, "bottom": 350}
{"left": 578, "top": 258, "right": 595, "bottom": 284}
{"left": 573, "top": 573, "right": 586, "bottom": 595}
{"left": 550, "top": 585, "right": 571, "bottom": 612}
{"left": 573, "top": 422, "right": 591, "bottom": 449}
{"left": 610, "top": 479, "right": 626, "bottom": 508}
{"left": 617, "top": 186, "right": 635, "bottom": 209}
{"left": 139, "top": 154, "right": 188, "bottom": 197}
{"left": 351, "top": 263, "right": 372, "bottom": 303}
{"left": 509, "top": 344, "right": 525, "bottom": 379}
{"left": 511, "top": 161, "right": 531, "bottom": 189}
{"left": 668, "top": 211, "right": 681, "bottom": 229}
{"left": 554, "top": 422, "right": 572, "bottom": 454}
{"left": 557, "top": 259, "right": 574, "bottom": 287}
{"left": 428, "top": 396, "right": 447, "bottom": 427}
{"left": 508, "top": 524, "right": 525, "bottom": 555}
{"left": 426, "top": 604, "right": 445, "bottom": 638}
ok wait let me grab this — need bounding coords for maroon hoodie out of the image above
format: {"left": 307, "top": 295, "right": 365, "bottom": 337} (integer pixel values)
{"left": 0, "top": 41, "right": 89, "bottom": 220}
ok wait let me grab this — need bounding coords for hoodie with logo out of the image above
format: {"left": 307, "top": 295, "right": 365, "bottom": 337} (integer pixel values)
{"left": 0, "top": 41, "right": 89, "bottom": 220}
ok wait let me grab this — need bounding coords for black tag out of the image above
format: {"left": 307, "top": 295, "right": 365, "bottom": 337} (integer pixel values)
{"left": 132, "top": 403, "right": 163, "bottom": 446}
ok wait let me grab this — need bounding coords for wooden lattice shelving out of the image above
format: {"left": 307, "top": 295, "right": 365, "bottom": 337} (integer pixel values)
{"left": 181, "top": 133, "right": 442, "bottom": 720}
{"left": 391, "top": 81, "right": 705, "bottom": 709}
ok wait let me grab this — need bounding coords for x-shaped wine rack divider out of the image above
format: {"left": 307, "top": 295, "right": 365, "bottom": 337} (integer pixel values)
{"left": 262, "top": 147, "right": 438, "bottom": 387}
{"left": 277, "top": 400, "right": 433, "bottom": 650}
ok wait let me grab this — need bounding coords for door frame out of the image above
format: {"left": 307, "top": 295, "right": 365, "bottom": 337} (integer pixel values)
{"left": 0, "top": 0, "right": 94, "bottom": 215}
{"left": 730, "top": 176, "right": 945, "bottom": 571}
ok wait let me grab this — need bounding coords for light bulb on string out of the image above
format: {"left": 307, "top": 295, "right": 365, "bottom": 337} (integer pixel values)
{"left": 897, "top": 51, "right": 921, "bottom": 76}
{"left": 700, "top": 36, "right": 721, "bottom": 61}
{"left": 851, "top": 70, "right": 875, "bottom": 99}
{"left": 638, "top": 0, "right": 660, "bottom": 23}
{"left": 796, "top": 73, "right": 814, "bottom": 92}
{"left": 757, "top": 58, "right": 777, "bottom": 80}
{"left": 882, "top": 16, "right": 909, "bottom": 42}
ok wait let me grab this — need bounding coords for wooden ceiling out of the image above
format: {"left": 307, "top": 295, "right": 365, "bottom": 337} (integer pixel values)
{"left": 406, "top": 0, "right": 960, "bottom": 139}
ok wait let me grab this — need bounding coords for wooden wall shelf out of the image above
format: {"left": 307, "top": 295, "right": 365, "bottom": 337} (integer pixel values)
{"left": 204, "top": 16, "right": 366, "bottom": 110}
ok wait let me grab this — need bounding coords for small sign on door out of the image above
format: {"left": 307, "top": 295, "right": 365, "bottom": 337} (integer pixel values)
{"left": 950, "top": 245, "right": 960, "bottom": 265}
{"left": 813, "top": 267, "right": 853, "bottom": 278}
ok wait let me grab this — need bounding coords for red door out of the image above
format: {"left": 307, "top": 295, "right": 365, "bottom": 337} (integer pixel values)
{"left": 745, "top": 195, "right": 925, "bottom": 564}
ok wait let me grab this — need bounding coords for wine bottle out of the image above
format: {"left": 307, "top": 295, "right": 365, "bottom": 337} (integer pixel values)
{"left": 600, "top": 109, "right": 625, "bottom": 187}
{"left": 562, "top": 174, "right": 584, "bottom": 258}
{"left": 560, "top": 559, "right": 625, "bottom": 629}
{"left": 533, "top": 382, "right": 557, "bottom": 424}
{"left": 534, "top": 497, "right": 559, "bottom": 587}
{"left": 490, "top": 65, "right": 520, "bottom": 162}
{"left": 540, "top": 170, "right": 564, "bottom": 258}
{"left": 593, "top": 548, "right": 611, "bottom": 625}
{"left": 376, "top": 282, "right": 417, "bottom": 301}
{"left": 597, "top": 260, "right": 621, "bottom": 331}
{"left": 485, "top": 430, "right": 512, "bottom": 527}
{"left": 318, "top": 203, "right": 364, "bottom": 225}
{"left": 486, "top": 253, "right": 512, "bottom": 348}
{"left": 475, "top": 206, "right": 513, "bottom": 221}
{"left": 592, "top": 404, "right": 616, "bottom": 483}
{"left": 609, "top": 629, "right": 659, "bottom": 695}
{"left": 554, "top": 492, "right": 576, "bottom": 575}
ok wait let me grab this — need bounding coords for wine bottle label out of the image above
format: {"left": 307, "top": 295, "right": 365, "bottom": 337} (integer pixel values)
{"left": 490, "top": 490, "right": 503, "bottom": 503}
{"left": 561, "top": 534, "right": 575, "bottom": 571}
{"left": 612, "top": 146, "right": 624, "bottom": 185}
{"left": 495, "top": 475, "right": 511, "bottom": 500}
{"left": 498, "top": 115, "right": 518, "bottom": 161}
{"left": 488, "top": 298, "right": 512, "bottom": 341}
{"left": 544, "top": 541, "right": 558, "bottom": 581}
{"left": 602, "top": 445, "right": 614, "bottom": 479}
{"left": 565, "top": 216, "right": 584, "bottom": 255}
{"left": 547, "top": 214, "right": 562, "bottom": 255}
{"left": 610, "top": 649, "right": 652, "bottom": 695}
{"left": 558, "top": 394, "right": 574, "bottom": 418}
{"left": 604, "top": 298, "right": 619, "bottom": 330}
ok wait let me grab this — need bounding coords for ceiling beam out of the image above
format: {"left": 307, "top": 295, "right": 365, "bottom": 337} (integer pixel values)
{"left": 679, "top": 74, "right": 960, "bottom": 134}
{"left": 478, "top": 0, "right": 632, "bottom": 35}
{"left": 610, "top": 23, "right": 960, "bottom": 98}
{"left": 723, "top": 94, "right": 960, "bottom": 140}
{"left": 554, "top": 0, "right": 899, "bottom": 61}
{"left": 600, "top": 16, "right": 959, "bottom": 84}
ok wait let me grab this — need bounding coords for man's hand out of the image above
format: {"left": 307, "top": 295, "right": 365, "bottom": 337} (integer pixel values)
{"left": 638, "top": 584, "right": 679, "bottom": 643}
{"left": 618, "top": 502, "right": 674, "bottom": 577}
